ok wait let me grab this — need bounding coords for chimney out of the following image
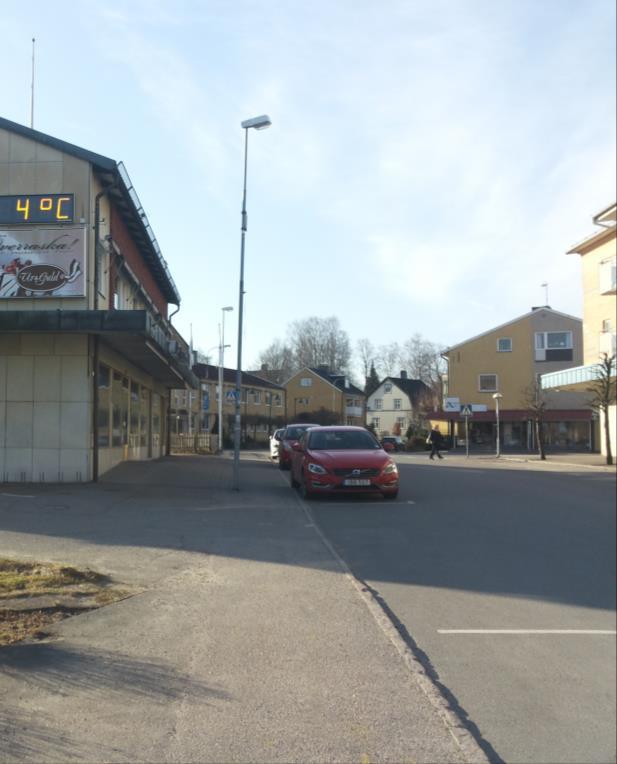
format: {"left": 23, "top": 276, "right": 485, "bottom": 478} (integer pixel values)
{"left": 400, "top": 370, "right": 408, "bottom": 379}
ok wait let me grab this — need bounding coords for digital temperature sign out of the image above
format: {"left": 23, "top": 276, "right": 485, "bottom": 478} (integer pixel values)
{"left": 0, "top": 194, "right": 74, "bottom": 225}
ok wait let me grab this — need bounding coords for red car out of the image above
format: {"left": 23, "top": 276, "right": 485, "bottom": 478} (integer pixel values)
{"left": 278, "top": 423, "right": 321, "bottom": 470}
{"left": 290, "top": 425, "right": 399, "bottom": 500}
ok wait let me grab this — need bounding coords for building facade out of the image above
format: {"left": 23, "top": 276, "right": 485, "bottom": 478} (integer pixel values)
{"left": 366, "top": 372, "right": 431, "bottom": 437}
{"left": 0, "top": 117, "right": 195, "bottom": 482}
{"left": 441, "top": 307, "right": 593, "bottom": 450}
{"left": 284, "top": 366, "right": 366, "bottom": 426}
{"left": 542, "top": 203, "right": 616, "bottom": 456}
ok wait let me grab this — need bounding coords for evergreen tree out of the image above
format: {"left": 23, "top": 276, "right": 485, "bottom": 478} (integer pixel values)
{"left": 365, "top": 363, "right": 381, "bottom": 396}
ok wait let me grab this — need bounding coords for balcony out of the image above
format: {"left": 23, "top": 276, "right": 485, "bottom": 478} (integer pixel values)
{"left": 346, "top": 406, "right": 364, "bottom": 418}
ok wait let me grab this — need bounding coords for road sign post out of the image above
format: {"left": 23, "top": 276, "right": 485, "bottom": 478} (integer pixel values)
{"left": 460, "top": 404, "right": 473, "bottom": 458}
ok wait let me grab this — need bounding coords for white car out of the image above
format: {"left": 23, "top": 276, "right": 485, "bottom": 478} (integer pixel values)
{"left": 270, "top": 428, "right": 284, "bottom": 461}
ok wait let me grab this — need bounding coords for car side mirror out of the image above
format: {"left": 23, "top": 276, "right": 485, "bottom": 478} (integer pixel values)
{"left": 291, "top": 441, "right": 303, "bottom": 452}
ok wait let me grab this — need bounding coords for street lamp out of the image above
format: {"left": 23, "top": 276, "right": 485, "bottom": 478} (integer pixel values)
{"left": 232, "top": 114, "right": 272, "bottom": 491}
{"left": 218, "top": 306, "right": 233, "bottom": 453}
{"left": 492, "top": 393, "right": 503, "bottom": 458}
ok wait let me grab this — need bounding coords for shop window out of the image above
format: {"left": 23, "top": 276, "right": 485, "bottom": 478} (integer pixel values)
{"left": 112, "top": 372, "right": 128, "bottom": 447}
{"left": 152, "top": 394, "right": 161, "bottom": 448}
{"left": 97, "top": 364, "right": 111, "bottom": 447}
{"left": 140, "top": 387, "right": 149, "bottom": 447}
{"left": 130, "top": 382, "right": 140, "bottom": 445}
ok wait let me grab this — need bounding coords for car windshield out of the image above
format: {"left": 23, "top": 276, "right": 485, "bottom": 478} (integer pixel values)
{"left": 308, "top": 430, "right": 380, "bottom": 451}
{"left": 285, "top": 426, "right": 312, "bottom": 440}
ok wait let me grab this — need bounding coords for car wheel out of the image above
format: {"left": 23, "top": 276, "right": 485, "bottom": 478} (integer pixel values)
{"left": 382, "top": 490, "right": 398, "bottom": 500}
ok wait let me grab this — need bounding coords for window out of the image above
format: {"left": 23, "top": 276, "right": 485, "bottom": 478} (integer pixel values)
{"left": 97, "top": 364, "right": 111, "bottom": 447}
{"left": 300, "top": 377, "right": 312, "bottom": 387}
{"left": 394, "top": 398, "right": 402, "bottom": 410}
{"left": 535, "top": 331, "right": 573, "bottom": 361}
{"left": 374, "top": 398, "right": 383, "bottom": 410}
{"left": 479, "top": 374, "right": 498, "bottom": 392}
{"left": 599, "top": 257, "right": 617, "bottom": 294}
{"left": 384, "top": 383, "right": 392, "bottom": 393}
{"left": 253, "top": 391, "right": 261, "bottom": 405}
{"left": 602, "top": 319, "right": 613, "bottom": 333}
{"left": 497, "top": 338, "right": 512, "bottom": 352}
{"left": 371, "top": 417, "right": 380, "bottom": 430}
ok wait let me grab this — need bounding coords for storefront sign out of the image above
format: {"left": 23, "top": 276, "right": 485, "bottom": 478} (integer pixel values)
{"left": 0, "top": 227, "right": 86, "bottom": 298}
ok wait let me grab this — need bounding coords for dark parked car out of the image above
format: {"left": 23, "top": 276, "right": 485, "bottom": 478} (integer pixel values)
{"left": 290, "top": 425, "right": 399, "bottom": 500}
{"left": 381, "top": 435, "right": 405, "bottom": 452}
{"left": 278, "top": 423, "right": 321, "bottom": 470}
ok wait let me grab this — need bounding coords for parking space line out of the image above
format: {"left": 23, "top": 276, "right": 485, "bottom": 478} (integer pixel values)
{"left": 438, "top": 629, "right": 616, "bottom": 635}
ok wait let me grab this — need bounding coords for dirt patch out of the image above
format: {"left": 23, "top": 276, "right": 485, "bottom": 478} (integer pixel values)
{"left": 0, "top": 557, "right": 133, "bottom": 647}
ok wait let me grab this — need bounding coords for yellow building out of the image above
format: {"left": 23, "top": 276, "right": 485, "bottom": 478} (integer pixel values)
{"left": 542, "top": 203, "right": 616, "bottom": 456}
{"left": 442, "top": 307, "right": 592, "bottom": 450}
{"left": 284, "top": 366, "right": 366, "bottom": 425}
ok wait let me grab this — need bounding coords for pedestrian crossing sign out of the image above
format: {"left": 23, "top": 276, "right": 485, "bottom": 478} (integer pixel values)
{"left": 460, "top": 404, "right": 473, "bottom": 417}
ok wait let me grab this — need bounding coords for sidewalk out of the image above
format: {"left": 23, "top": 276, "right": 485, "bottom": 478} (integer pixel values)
{"left": 0, "top": 455, "right": 482, "bottom": 764}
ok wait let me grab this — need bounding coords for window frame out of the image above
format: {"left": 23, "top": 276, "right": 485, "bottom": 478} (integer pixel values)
{"left": 478, "top": 373, "right": 498, "bottom": 393}
{"left": 497, "top": 337, "right": 512, "bottom": 352}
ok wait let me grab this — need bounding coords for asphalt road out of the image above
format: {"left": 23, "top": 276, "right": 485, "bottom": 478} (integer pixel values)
{"left": 302, "top": 454, "right": 617, "bottom": 764}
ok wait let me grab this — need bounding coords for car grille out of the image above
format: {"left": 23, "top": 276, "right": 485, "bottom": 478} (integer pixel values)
{"left": 332, "top": 468, "right": 380, "bottom": 477}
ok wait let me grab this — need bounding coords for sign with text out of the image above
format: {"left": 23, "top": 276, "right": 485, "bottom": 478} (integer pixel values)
{"left": 0, "top": 227, "right": 86, "bottom": 298}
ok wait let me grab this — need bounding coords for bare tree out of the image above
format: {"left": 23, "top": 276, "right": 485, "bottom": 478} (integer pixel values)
{"left": 288, "top": 316, "right": 351, "bottom": 372}
{"left": 356, "top": 337, "right": 376, "bottom": 380}
{"left": 586, "top": 353, "right": 616, "bottom": 466}
{"left": 522, "top": 379, "right": 547, "bottom": 460}
{"left": 253, "top": 340, "right": 295, "bottom": 383}
{"left": 375, "top": 342, "right": 401, "bottom": 377}
{"left": 400, "top": 333, "right": 446, "bottom": 389}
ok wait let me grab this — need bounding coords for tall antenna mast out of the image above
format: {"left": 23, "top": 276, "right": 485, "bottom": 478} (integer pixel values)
{"left": 30, "top": 38, "right": 35, "bottom": 128}
{"left": 541, "top": 282, "right": 548, "bottom": 305}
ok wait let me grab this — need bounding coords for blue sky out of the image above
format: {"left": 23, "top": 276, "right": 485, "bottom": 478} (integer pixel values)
{"left": 2, "top": 0, "right": 616, "bottom": 379}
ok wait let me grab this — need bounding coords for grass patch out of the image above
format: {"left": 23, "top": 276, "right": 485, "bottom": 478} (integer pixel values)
{"left": 0, "top": 557, "right": 131, "bottom": 647}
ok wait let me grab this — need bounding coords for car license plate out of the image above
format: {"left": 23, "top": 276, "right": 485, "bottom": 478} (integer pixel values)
{"left": 343, "top": 479, "right": 371, "bottom": 486}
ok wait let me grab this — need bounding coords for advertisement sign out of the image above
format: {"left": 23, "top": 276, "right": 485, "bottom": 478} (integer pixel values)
{"left": 0, "top": 227, "right": 86, "bottom": 298}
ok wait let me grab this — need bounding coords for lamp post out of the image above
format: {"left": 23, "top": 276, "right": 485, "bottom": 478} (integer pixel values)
{"left": 492, "top": 392, "right": 503, "bottom": 458}
{"left": 232, "top": 114, "right": 272, "bottom": 491}
{"left": 218, "top": 306, "right": 233, "bottom": 453}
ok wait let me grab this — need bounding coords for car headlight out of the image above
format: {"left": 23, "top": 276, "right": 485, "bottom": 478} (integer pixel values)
{"left": 308, "top": 463, "right": 327, "bottom": 475}
{"left": 383, "top": 461, "right": 398, "bottom": 474}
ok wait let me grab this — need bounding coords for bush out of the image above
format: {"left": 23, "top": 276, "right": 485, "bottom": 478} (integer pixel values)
{"left": 406, "top": 436, "right": 428, "bottom": 451}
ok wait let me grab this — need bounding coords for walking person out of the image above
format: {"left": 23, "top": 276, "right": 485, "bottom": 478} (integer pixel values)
{"left": 427, "top": 426, "right": 444, "bottom": 460}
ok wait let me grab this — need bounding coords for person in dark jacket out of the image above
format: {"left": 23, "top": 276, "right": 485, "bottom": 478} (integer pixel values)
{"left": 427, "top": 426, "right": 444, "bottom": 460}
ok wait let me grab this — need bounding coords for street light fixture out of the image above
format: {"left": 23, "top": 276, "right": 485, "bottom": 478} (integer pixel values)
{"left": 232, "top": 114, "right": 272, "bottom": 491}
{"left": 492, "top": 393, "right": 503, "bottom": 458}
{"left": 218, "top": 306, "right": 233, "bottom": 453}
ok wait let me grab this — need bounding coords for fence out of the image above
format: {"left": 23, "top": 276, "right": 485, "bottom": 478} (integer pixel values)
{"left": 170, "top": 433, "right": 216, "bottom": 454}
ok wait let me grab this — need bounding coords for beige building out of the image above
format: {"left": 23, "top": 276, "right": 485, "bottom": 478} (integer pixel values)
{"left": 542, "top": 203, "right": 616, "bottom": 456}
{"left": 284, "top": 366, "right": 365, "bottom": 425}
{"left": 366, "top": 372, "right": 431, "bottom": 437}
{"left": 181, "top": 363, "right": 285, "bottom": 447}
{"left": 0, "top": 116, "right": 195, "bottom": 481}
{"left": 442, "top": 307, "right": 592, "bottom": 450}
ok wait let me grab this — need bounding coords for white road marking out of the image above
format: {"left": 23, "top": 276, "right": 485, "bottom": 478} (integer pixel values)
{"left": 438, "top": 629, "right": 617, "bottom": 635}
{"left": 1, "top": 493, "right": 36, "bottom": 498}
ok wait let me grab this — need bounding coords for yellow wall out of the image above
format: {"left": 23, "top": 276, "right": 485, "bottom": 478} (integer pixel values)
{"left": 578, "top": 233, "right": 617, "bottom": 365}
{"left": 445, "top": 310, "right": 583, "bottom": 410}
{"left": 285, "top": 369, "right": 343, "bottom": 421}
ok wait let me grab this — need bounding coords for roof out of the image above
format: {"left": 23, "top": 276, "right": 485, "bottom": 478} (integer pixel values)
{"left": 0, "top": 116, "right": 180, "bottom": 305}
{"left": 442, "top": 307, "right": 582, "bottom": 355}
{"left": 193, "top": 363, "right": 285, "bottom": 390}
{"left": 308, "top": 367, "right": 365, "bottom": 397}
{"left": 385, "top": 376, "right": 431, "bottom": 402}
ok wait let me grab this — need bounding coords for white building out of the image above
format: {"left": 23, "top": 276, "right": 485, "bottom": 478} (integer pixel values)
{"left": 366, "top": 372, "right": 431, "bottom": 437}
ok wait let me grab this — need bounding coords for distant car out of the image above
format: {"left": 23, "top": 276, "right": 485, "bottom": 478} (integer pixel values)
{"left": 381, "top": 435, "right": 405, "bottom": 452}
{"left": 278, "top": 423, "right": 321, "bottom": 470}
{"left": 269, "top": 428, "right": 284, "bottom": 461}
{"left": 290, "top": 425, "right": 399, "bottom": 500}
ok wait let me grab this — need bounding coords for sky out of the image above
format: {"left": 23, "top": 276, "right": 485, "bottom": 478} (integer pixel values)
{"left": 2, "top": 0, "right": 616, "bottom": 380}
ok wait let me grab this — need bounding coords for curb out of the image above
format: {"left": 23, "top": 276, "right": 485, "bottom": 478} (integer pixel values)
{"left": 281, "top": 470, "right": 493, "bottom": 764}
